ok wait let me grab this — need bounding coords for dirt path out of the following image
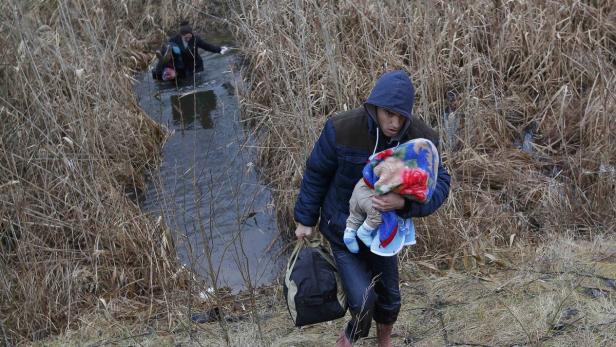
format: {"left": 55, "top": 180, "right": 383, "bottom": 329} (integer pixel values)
{"left": 40, "top": 236, "right": 615, "bottom": 346}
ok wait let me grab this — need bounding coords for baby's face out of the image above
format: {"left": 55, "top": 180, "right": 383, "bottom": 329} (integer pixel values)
{"left": 373, "top": 157, "right": 405, "bottom": 194}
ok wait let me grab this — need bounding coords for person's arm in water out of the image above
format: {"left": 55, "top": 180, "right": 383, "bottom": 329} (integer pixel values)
{"left": 195, "top": 36, "right": 230, "bottom": 55}
{"left": 194, "top": 36, "right": 227, "bottom": 54}
{"left": 294, "top": 119, "right": 338, "bottom": 239}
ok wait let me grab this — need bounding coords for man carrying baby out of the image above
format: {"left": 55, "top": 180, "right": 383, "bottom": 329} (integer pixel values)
{"left": 293, "top": 70, "right": 451, "bottom": 346}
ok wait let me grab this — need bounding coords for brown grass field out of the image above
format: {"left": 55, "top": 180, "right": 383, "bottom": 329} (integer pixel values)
{"left": 235, "top": 0, "right": 616, "bottom": 252}
{"left": 1, "top": 0, "right": 615, "bottom": 345}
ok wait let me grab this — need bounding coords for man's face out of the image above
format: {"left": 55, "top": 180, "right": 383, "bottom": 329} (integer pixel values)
{"left": 376, "top": 107, "right": 405, "bottom": 138}
{"left": 182, "top": 33, "right": 193, "bottom": 42}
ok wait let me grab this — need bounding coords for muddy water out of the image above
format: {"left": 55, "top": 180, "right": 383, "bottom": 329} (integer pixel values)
{"left": 134, "top": 40, "right": 282, "bottom": 291}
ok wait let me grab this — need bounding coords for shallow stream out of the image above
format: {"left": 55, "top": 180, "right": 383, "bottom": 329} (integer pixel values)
{"left": 134, "top": 36, "right": 282, "bottom": 292}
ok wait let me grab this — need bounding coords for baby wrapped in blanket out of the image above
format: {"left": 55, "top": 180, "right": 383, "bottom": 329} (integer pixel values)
{"left": 344, "top": 138, "right": 439, "bottom": 256}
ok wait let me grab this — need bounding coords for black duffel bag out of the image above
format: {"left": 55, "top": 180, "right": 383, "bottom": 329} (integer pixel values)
{"left": 283, "top": 239, "right": 347, "bottom": 326}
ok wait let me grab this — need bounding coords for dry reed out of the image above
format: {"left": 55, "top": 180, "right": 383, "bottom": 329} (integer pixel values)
{"left": 2, "top": 0, "right": 616, "bottom": 343}
{"left": 0, "top": 0, "right": 230, "bottom": 343}
{"left": 232, "top": 0, "right": 616, "bottom": 259}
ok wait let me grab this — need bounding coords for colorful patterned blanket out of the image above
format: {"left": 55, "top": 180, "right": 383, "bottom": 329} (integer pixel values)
{"left": 363, "top": 138, "right": 439, "bottom": 249}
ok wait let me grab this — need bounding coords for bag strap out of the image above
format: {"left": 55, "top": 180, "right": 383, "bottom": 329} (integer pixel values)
{"left": 287, "top": 239, "right": 309, "bottom": 272}
{"left": 305, "top": 237, "right": 321, "bottom": 248}
{"left": 287, "top": 237, "right": 324, "bottom": 271}
{"left": 287, "top": 237, "right": 338, "bottom": 272}
{"left": 287, "top": 241, "right": 302, "bottom": 273}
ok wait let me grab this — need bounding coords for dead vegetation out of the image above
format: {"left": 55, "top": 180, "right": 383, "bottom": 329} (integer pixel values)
{"left": 226, "top": 2, "right": 616, "bottom": 341}
{"left": 2, "top": 0, "right": 616, "bottom": 345}
{"left": 233, "top": 0, "right": 616, "bottom": 258}
{"left": 35, "top": 235, "right": 616, "bottom": 346}
{"left": 0, "top": 0, "right": 231, "bottom": 343}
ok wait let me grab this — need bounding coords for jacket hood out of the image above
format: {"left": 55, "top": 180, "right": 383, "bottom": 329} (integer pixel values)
{"left": 364, "top": 70, "right": 415, "bottom": 141}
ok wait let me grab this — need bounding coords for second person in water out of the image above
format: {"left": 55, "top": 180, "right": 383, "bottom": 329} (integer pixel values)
{"left": 154, "top": 22, "right": 230, "bottom": 81}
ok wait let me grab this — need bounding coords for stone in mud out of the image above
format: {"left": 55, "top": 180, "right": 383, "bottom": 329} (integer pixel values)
{"left": 582, "top": 287, "right": 609, "bottom": 299}
{"left": 191, "top": 307, "right": 222, "bottom": 323}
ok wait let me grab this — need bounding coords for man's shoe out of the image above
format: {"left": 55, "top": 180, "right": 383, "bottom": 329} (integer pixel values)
{"left": 376, "top": 323, "right": 393, "bottom": 347}
{"left": 336, "top": 329, "right": 352, "bottom": 347}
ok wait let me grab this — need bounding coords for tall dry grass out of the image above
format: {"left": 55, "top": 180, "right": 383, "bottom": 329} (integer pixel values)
{"left": 233, "top": 0, "right": 616, "bottom": 258}
{"left": 0, "top": 0, "right": 231, "bottom": 342}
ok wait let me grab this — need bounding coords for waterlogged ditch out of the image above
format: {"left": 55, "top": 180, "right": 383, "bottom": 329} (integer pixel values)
{"left": 134, "top": 41, "right": 283, "bottom": 292}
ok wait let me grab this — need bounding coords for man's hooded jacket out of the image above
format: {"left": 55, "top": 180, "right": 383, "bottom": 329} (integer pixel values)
{"left": 294, "top": 70, "right": 451, "bottom": 247}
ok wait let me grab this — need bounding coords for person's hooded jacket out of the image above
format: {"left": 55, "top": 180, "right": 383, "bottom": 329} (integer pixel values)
{"left": 169, "top": 30, "right": 221, "bottom": 74}
{"left": 294, "top": 70, "right": 451, "bottom": 248}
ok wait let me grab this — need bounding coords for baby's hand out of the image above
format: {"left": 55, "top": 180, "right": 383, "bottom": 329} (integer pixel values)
{"left": 372, "top": 193, "right": 405, "bottom": 212}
